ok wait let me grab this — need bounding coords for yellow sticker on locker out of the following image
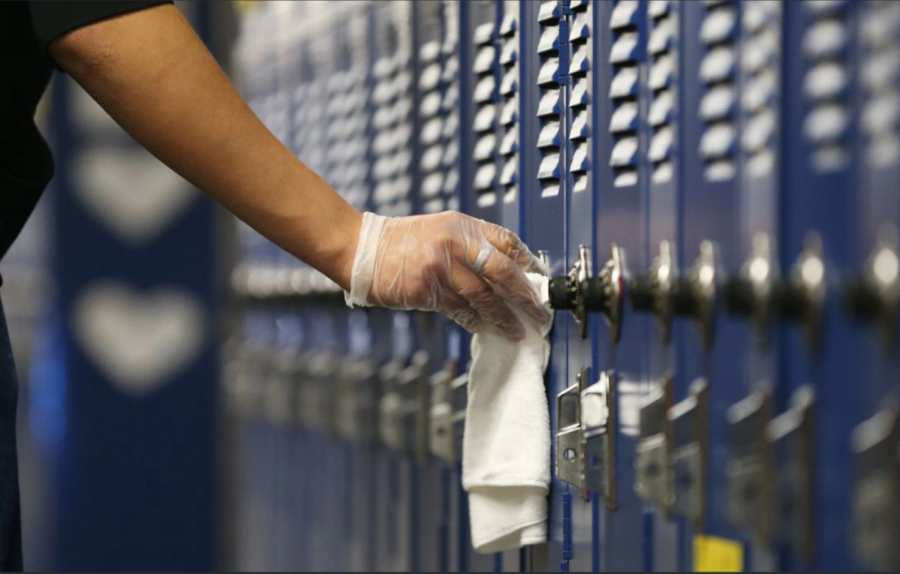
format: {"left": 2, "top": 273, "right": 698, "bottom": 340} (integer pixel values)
{"left": 693, "top": 535, "right": 745, "bottom": 572}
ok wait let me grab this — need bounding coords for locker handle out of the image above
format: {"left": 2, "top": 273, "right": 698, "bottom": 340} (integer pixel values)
{"left": 843, "top": 231, "right": 899, "bottom": 348}
{"left": 548, "top": 244, "right": 624, "bottom": 342}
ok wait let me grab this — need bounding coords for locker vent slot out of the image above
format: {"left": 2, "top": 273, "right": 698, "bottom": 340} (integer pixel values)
{"left": 609, "top": 1, "right": 641, "bottom": 187}
{"left": 418, "top": 39, "right": 447, "bottom": 212}
{"left": 500, "top": 3, "right": 520, "bottom": 204}
{"left": 536, "top": 1, "right": 562, "bottom": 197}
{"left": 802, "top": 0, "right": 852, "bottom": 172}
{"left": 860, "top": 1, "right": 900, "bottom": 169}
{"left": 371, "top": 50, "right": 414, "bottom": 216}
{"left": 473, "top": 17, "right": 499, "bottom": 206}
{"left": 569, "top": 1, "right": 592, "bottom": 194}
{"left": 740, "top": 0, "right": 782, "bottom": 178}
{"left": 698, "top": 1, "right": 738, "bottom": 182}
{"left": 443, "top": 10, "right": 462, "bottom": 213}
{"left": 648, "top": 1, "right": 675, "bottom": 183}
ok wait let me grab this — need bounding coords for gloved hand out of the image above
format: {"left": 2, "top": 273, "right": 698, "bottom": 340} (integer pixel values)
{"left": 345, "top": 211, "right": 551, "bottom": 340}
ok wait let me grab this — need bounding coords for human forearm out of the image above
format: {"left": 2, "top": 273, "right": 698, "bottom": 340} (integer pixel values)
{"left": 49, "top": 4, "right": 361, "bottom": 288}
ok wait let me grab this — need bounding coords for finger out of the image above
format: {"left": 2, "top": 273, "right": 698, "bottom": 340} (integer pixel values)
{"left": 480, "top": 221, "right": 548, "bottom": 275}
{"left": 437, "top": 290, "right": 485, "bottom": 334}
{"left": 479, "top": 250, "right": 552, "bottom": 325}
{"left": 452, "top": 267, "right": 526, "bottom": 340}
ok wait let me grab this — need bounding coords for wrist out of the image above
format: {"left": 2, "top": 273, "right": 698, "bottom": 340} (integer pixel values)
{"left": 333, "top": 208, "right": 363, "bottom": 292}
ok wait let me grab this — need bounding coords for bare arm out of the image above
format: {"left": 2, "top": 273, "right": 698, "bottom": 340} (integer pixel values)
{"left": 50, "top": 4, "right": 362, "bottom": 289}
{"left": 49, "top": 4, "right": 551, "bottom": 338}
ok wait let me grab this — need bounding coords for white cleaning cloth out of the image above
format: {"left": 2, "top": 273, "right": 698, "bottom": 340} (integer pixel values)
{"left": 463, "top": 273, "right": 553, "bottom": 554}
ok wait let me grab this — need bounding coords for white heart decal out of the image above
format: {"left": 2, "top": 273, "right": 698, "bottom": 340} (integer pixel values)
{"left": 73, "top": 283, "right": 206, "bottom": 398}
{"left": 73, "top": 146, "right": 196, "bottom": 245}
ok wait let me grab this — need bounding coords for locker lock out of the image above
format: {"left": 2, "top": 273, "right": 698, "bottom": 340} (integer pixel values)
{"left": 548, "top": 244, "right": 625, "bottom": 342}
{"left": 556, "top": 368, "right": 618, "bottom": 507}
{"left": 844, "top": 230, "right": 900, "bottom": 347}
{"left": 429, "top": 359, "right": 466, "bottom": 466}
{"left": 635, "top": 377, "right": 674, "bottom": 513}
{"left": 726, "top": 385, "right": 776, "bottom": 545}
{"left": 631, "top": 241, "right": 719, "bottom": 347}
{"left": 851, "top": 402, "right": 900, "bottom": 572}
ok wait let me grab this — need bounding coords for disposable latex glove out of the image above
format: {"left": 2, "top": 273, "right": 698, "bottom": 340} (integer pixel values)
{"left": 345, "top": 211, "right": 551, "bottom": 340}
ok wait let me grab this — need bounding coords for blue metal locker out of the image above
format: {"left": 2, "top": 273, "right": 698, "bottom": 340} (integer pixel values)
{"left": 595, "top": 1, "right": 652, "bottom": 571}
{"left": 781, "top": 2, "right": 861, "bottom": 570}
{"left": 845, "top": 2, "right": 900, "bottom": 572}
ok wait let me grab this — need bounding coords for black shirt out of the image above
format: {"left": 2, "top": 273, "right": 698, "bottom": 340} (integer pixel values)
{"left": 0, "top": 1, "right": 167, "bottom": 263}
{"left": 0, "top": 4, "right": 167, "bottom": 570}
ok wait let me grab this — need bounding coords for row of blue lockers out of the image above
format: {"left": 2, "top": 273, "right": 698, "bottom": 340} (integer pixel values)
{"left": 226, "top": 1, "right": 900, "bottom": 571}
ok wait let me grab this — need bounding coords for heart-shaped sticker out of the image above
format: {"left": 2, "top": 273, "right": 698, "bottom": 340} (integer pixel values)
{"left": 73, "top": 283, "right": 206, "bottom": 398}
{"left": 73, "top": 146, "right": 196, "bottom": 245}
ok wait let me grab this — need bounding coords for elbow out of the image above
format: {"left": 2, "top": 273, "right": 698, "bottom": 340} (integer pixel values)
{"left": 48, "top": 25, "right": 116, "bottom": 77}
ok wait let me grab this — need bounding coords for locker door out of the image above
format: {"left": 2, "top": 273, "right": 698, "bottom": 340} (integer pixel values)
{"left": 458, "top": 1, "right": 506, "bottom": 572}
{"left": 520, "top": 1, "right": 569, "bottom": 571}
{"left": 411, "top": 2, "right": 450, "bottom": 570}
{"left": 846, "top": 2, "right": 900, "bottom": 572}
{"left": 632, "top": 0, "right": 683, "bottom": 570}
{"left": 560, "top": 0, "right": 601, "bottom": 571}
{"left": 681, "top": 0, "right": 762, "bottom": 570}
{"left": 368, "top": 3, "right": 417, "bottom": 571}
{"left": 781, "top": 1, "right": 861, "bottom": 570}
{"left": 591, "top": 1, "right": 652, "bottom": 571}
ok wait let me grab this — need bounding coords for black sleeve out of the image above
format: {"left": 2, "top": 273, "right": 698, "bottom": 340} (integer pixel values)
{"left": 28, "top": 1, "right": 173, "bottom": 58}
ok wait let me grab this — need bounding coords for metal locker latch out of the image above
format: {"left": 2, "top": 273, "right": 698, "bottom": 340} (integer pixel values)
{"left": 584, "top": 370, "right": 617, "bottom": 509}
{"left": 549, "top": 245, "right": 625, "bottom": 342}
{"left": 429, "top": 359, "right": 461, "bottom": 465}
{"left": 777, "top": 234, "right": 827, "bottom": 355}
{"left": 674, "top": 242, "right": 719, "bottom": 350}
{"left": 668, "top": 379, "right": 709, "bottom": 528}
{"left": 851, "top": 403, "right": 900, "bottom": 572}
{"left": 635, "top": 377, "right": 674, "bottom": 512}
{"left": 766, "top": 386, "right": 816, "bottom": 563}
{"left": 581, "top": 245, "right": 626, "bottom": 344}
{"left": 557, "top": 368, "right": 589, "bottom": 499}
{"left": 630, "top": 242, "right": 677, "bottom": 344}
{"left": 264, "top": 351, "right": 297, "bottom": 427}
{"left": 398, "top": 351, "right": 431, "bottom": 464}
{"left": 723, "top": 233, "right": 778, "bottom": 347}
{"left": 557, "top": 368, "right": 617, "bottom": 504}
{"left": 379, "top": 358, "right": 407, "bottom": 452}
{"left": 726, "top": 386, "right": 775, "bottom": 543}
{"left": 548, "top": 245, "right": 591, "bottom": 339}
{"left": 844, "top": 228, "right": 900, "bottom": 348}
{"left": 336, "top": 358, "right": 379, "bottom": 444}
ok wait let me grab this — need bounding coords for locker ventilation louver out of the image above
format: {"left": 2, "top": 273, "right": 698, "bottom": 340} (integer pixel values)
{"left": 473, "top": 21, "right": 500, "bottom": 208}
{"left": 371, "top": 46, "right": 414, "bottom": 216}
{"left": 442, "top": 4, "right": 462, "bottom": 213}
{"left": 569, "top": 0, "right": 592, "bottom": 194}
{"left": 418, "top": 38, "right": 449, "bottom": 214}
{"left": 860, "top": 1, "right": 900, "bottom": 169}
{"left": 698, "top": 0, "right": 738, "bottom": 182}
{"left": 537, "top": 0, "right": 562, "bottom": 197}
{"left": 740, "top": 0, "right": 782, "bottom": 178}
{"left": 609, "top": 0, "right": 641, "bottom": 188}
{"left": 648, "top": 0, "right": 675, "bottom": 184}
{"left": 326, "top": 66, "right": 370, "bottom": 212}
{"left": 499, "top": 5, "right": 520, "bottom": 204}
{"left": 802, "top": 0, "right": 851, "bottom": 172}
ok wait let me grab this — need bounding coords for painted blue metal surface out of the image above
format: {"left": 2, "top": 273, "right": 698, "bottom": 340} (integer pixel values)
{"left": 224, "top": 1, "right": 899, "bottom": 571}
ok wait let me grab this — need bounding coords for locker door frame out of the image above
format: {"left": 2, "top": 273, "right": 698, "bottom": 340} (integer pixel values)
{"left": 781, "top": 2, "right": 862, "bottom": 570}
{"left": 591, "top": 2, "right": 652, "bottom": 571}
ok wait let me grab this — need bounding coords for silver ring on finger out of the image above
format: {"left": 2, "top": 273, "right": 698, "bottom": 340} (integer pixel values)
{"left": 472, "top": 245, "right": 494, "bottom": 275}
